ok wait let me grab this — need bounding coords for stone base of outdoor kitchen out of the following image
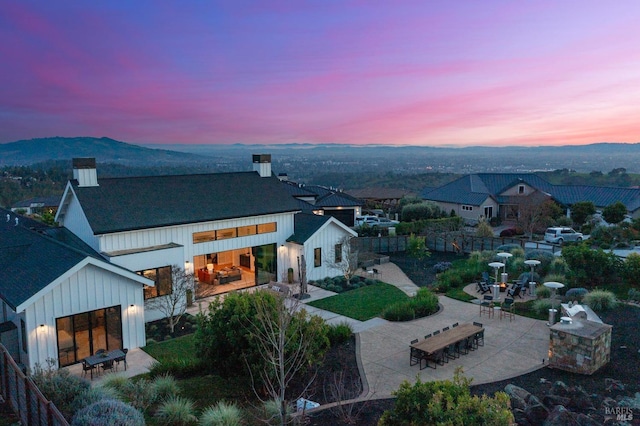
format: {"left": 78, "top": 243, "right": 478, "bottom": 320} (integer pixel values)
{"left": 548, "top": 318, "right": 612, "bottom": 375}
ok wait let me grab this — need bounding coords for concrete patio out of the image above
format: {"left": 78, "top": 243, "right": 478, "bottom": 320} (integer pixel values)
{"left": 64, "top": 347, "right": 157, "bottom": 385}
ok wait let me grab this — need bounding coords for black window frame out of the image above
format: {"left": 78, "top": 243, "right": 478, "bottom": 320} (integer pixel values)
{"left": 140, "top": 266, "right": 173, "bottom": 300}
{"left": 334, "top": 244, "right": 342, "bottom": 263}
{"left": 314, "top": 248, "right": 322, "bottom": 267}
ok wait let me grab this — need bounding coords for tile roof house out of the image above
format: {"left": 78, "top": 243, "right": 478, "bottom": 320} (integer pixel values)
{"left": 422, "top": 173, "right": 640, "bottom": 224}
{"left": 0, "top": 209, "right": 149, "bottom": 371}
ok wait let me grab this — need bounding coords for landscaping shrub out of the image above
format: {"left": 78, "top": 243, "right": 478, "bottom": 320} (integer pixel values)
{"left": 476, "top": 221, "right": 494, "bottom": 238}
{"left": 379, "top": 369, "right": 513, "bottom": 425}
{"left": 153, "top": 373, "right": 181, "bottom": 400}
{"left": 261, "top": 399, "right": 293, "bottom": 426}
{"left": 381, "top": 302, "right": 415, "bottom": 321}
{"left": 98, "top": 374, "right": 130, "bottom": 395}
{"left": 118, "top": 378, "right": 158, "bottom": 413}
{"left": 381, "top": 288, "right": 438, "bottom": 321}
{"left": 541, "top": 273, "right": 567, "bottom": 287}
{"left": 434, "top": 268, "right": 464, "bottom": 291}
{"left": 629, "top": 288, "right": 640, "bottom": 302}
{"left": 432, "top": 261, "right": 452, "bottom": 273}
{"left": 70, "top": 386, "right": 118, "bottom": 416}
{"left": 199, "top": 401, "right": 244, "bottom": 426}
{"left": 532, "top": 299, "right": 553, "bottom": 316}
{"left": 326, "top": 321, "right": 353, "bottom": 346}
{"left": 525, "top": 249, "right": 555, "bottom": 277}
{"left": 149, "top": 358, "right": 205, "bottom": 379}
{"left": 564, "top": 287, "right": 589, "bottom": 302}
{"left": 583, "top": 290, "right": 619, "bottom": 311}
{"left": 495, "top": 244, "right": 521, "bottom": 253}
{"left": 195, "top": 290, "right": 330, "bottom": 386}
{"left": 31, "top": 361, "right": 91, "bottom": 421}
{"left": 71, "top": 399, "right": 145, "bottom": 426}
{"left": 623, "top": 253, "right": 640, "bottom": 286}
{"left": 154, "top": 396, "right": 197, "bottom": 426}
{"left": 562, "top": 243, "right": 622, "bottom": 287}
{"left": 548, "top": 257, "right": 570, "bottom": 276}
{"left": 535, "top": 285, "right": 551, "bottom": 299}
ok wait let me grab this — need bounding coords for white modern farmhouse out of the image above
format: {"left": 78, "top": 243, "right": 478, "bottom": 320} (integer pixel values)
{"left": 0, "top": 154, "right": 351, "bottom": 370}
{"left": 0, "top": 210, "right": 149, "bottom": 371}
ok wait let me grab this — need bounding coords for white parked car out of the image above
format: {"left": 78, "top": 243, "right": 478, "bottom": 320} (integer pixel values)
{"left": 544, "top": 227, "right": 583, "bottom": 244}
{"left": 355, "top": 216, "right": 399, "bottom": 227}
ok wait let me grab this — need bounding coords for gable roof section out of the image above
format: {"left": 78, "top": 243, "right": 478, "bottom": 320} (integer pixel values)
{"left": 287, "top": 213, "right": 357, "bottom": 244}
{"left": 72, "top": 172, "right": 301, "bottom": 234}
{"left": 552, "top": 185, "right": 640, "bottom": 211}
{"left": 0, "top": 209, "right": 148, "bottom": 311}
{"left": 422, "top": 175, "right": 494, "bottom": 205}
{"left": 315, "top": 191, "right": 362, "bottom": 208}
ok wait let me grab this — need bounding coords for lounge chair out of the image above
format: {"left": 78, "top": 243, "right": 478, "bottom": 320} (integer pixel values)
{"left": 507, "top": 284, "right": 523, "bottom": 299}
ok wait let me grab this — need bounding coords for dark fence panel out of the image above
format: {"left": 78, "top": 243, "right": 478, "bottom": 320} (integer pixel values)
{"left": 355, "top": 236, "right": 408, "bottom": 253}
{"left": 0, "top": 344, "right": 69, "bottom": 426}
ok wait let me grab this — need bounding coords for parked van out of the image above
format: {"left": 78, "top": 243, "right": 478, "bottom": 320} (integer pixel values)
{"left": 544, "top": 227, "right": 583, "bottom": 244}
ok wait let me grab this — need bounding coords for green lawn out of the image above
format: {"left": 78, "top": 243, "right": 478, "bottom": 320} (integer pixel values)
{"left": 307, "top": 282, "right": 408, "bottom": 320}
{"left": 142, "top": 333, "right": 197, "bottom": 362}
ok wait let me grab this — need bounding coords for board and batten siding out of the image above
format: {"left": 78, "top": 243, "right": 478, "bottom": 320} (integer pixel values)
{"left": 22, "top": 263, "right": 145, "bottom": 371}
{"left": 57, "top": 187, "right": 100, "bottom": 251}
{"left": 99, "top": 212, "right": 295, "bottom": 271}
{"left": 303, "top": 221, "right": 354, "bottom": 282}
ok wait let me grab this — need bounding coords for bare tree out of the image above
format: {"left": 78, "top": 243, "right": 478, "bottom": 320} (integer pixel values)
{"left": 516, "top": 193, "right": 558, "bottom": 239}
{"left": 325, "top": 235, "right": 359, "bottom": 284}
{"left": 246, "top": 293, "right": 328, "bottom": 426}
{"left": 145, "top": 265, "right": 194, "bottom": 333}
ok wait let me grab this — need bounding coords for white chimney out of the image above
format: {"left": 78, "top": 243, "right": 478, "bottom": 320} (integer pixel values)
{"left": 252, "top": 154, "right": 272, "bottom": 178}
{"left": 72, "top": 158, "right": 99, "bottom": 187}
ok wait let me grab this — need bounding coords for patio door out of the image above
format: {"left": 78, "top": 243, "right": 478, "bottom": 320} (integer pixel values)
{"left": 253, "top": 243, "right": 276, "bottom": 285}
{"left": 56, "top": 306, "right": 122, "bottom": 367}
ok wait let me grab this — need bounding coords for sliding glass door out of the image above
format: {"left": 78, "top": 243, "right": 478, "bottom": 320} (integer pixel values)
{"left": 253, "top": 243, "right": 276, "bottom": 285}
{"left": 56, "top": 306, "right": 122, "bottom": 367}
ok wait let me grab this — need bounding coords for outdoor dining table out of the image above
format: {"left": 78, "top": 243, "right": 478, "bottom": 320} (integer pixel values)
{"left": 83, "top": 349, "right": 125, "bottom": 379}
{"left": 411, "top": 323, "right": 483, "bottom": 357}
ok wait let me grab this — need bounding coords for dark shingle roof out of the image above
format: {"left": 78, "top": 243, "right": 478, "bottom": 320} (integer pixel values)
{"left": 72, "top": 172, "right": 301, "bottom": 234}
{"left": 315, "top": 191, "right": 362, "bottom": 208}
{"left": 287, "top": 214, "right": 331, "bottom": 244}
{"left": 551, "top": 185, "right": 640, "bottom": 211}
{"left": 0, "top": 209, "right": 103, "bottom": 310}
{"left": 12, "top": 195, "right": 61, "bottom": 209}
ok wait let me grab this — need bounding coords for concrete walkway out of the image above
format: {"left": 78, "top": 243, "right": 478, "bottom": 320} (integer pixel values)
{"left": 301, "top": 262, "right": 550, "bottom": 399}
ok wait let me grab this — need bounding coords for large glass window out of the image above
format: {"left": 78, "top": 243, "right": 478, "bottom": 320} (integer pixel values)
{"left": 193, "top": 222, "right": 277, "bottom": 244}
{"left": 56, "top": 305, "right": 122, "bottom": 367}
{"left": 140, "top": 266, "right": 172, "bottom": 299}
{"left": 314, "top": 248, "right": 322, "bottom": 267}
{"left": 254, "top": 243, "right": 277, "bottom": 285}
{"left": 334, "top": 244, "right": 342, "bottom": 263}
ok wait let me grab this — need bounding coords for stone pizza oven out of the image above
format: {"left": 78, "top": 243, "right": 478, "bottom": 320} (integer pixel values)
{"left": 549, "top": 315, "right": 612, "bottom": 375}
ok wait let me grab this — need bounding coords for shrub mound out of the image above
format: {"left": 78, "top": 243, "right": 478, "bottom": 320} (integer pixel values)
{"left": 382, "top": 288, "right": 438, "bottom": 321}
{"left": 71, "top": 399, "right": 145, "bottom": 426}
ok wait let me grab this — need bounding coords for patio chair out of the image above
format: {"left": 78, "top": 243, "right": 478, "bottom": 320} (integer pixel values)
{"left": 442, "top": 326, "right": 450, "bottom": 331}
{"left": 101, "top": 359, "right": 114, "bottom": 374}
{"left": 409, "top": 339, "right": 420, "bottom": 366}
{"left": 115, "top": 348, "right": 128, "bottom": 371}
{"left": 474, "top": 329, "right": 485, "bottom": 347}
{"left": 477, "top": 280, "right": 491, "bottom": 294}
{"left": 81, "top": 360, "right": 96, "bottom": 379}
{"left": 500, "top": 298, "right": 515, "bottom": 321}
{"left": 424, "top": 333, "right": 432, "bottom": 339}
{"left": 452, "top": 322, "right": 459, "bottom": 328}
{"left": 507, "top": 284, "right": 523, "bottom": 299}
{"left": 445, "top": 343, "right": 459, "bottom": 360}
{"left": 423, "top": 349, "right": 445, "bottom": 369}
{"left": 433, "top": 330, "right": 440, "bottom": 336}
{"left": 373, "top": 268, "right": 380, "bottom": 278}
{"left": 479, "top": 295, "right": 494, "bottom": 317}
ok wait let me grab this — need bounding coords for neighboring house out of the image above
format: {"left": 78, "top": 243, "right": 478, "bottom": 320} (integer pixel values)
{"left": 55, "top": 155, "right": 355, "bottom": 324}
{"left": 280, "top": 180, "right": 363, "bottom": 226}
{"left": 346, "top": 187, "right": 413, "bottom": 213}
{"left": 286, "top": 213, "right": 358, "bottom": 282}
{"left": 422, "top": 173, "right": 640, "bottom": 224}
{"left": 0, "top": 209, "right": 149, "bottom": 371}
{"left": 11, "top": 195, "right": 61, "bottom": 216}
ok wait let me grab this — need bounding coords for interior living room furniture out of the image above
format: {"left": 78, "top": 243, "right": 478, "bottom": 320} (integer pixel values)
{"left": 217, "top": 267, "right": 242, "bottom": 284}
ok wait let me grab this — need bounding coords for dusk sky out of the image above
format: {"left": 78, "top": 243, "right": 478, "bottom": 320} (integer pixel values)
{"left": 1, "top": 1, "right": 639, "bottom": 147}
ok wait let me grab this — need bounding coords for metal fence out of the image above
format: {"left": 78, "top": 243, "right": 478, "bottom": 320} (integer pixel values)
{"left": 0, "top": 344, "right": 69, "bottom": 426}
{"left": 355, "top": 235, "right": 408, "bottom": 253}
{"left": 356, "top": 233, "right": 558, "bottom": 255}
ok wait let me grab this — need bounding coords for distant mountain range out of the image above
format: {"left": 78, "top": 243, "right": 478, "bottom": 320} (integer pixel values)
{"left": 3, "top": 137, "right": 640, "bottom": 174}
{"left": 0, "top": 137, "right": 205, "bottom": 166}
